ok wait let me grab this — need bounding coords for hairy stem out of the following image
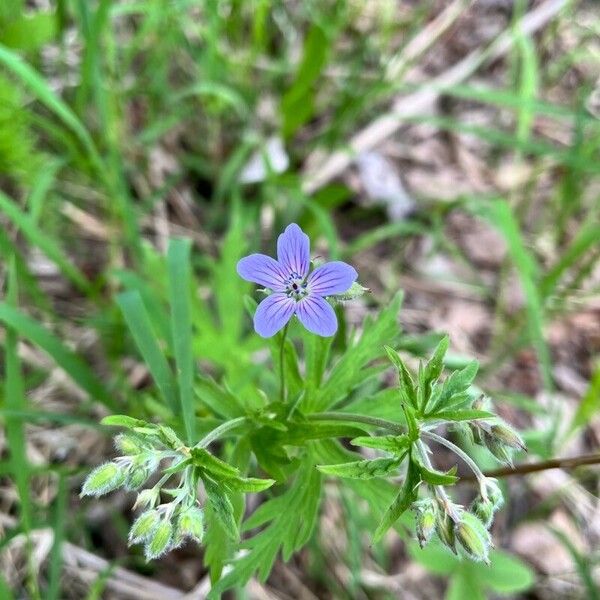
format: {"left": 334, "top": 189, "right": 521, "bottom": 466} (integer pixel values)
{"left": 417, "top": 440, "right": 460, "bottom": 521}
{"left": 422, "top": 430, "right": 488, "bottom": 500}
{"left": 308, "top": 412, "right": 405, "bottom": 434}
{"left": 461, "top": 452, "right": 600, "bottom": 480}
{"left": 194, "top": 417, "right": 248, "bottom": 448}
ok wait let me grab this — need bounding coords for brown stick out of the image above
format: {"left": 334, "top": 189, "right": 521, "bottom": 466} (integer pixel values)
{"left": 461, "top": 453, "right": 600, "bottom": 480}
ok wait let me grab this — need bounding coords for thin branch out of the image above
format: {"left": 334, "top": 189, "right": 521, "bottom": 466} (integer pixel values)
{"left": 194, "top": 417, "right": 248, "bottom": 448}
{"left": 421, "top": 430, "right": 488, "bottom": 499}
{"left": 307, "top": 412, "right": 405, "bottom": 434}
{"left": 461, "top": 452, "right": 600, "bottom": 480}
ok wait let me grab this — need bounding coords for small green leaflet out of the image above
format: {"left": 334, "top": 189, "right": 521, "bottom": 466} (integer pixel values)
{"left": 224, "top": 476, "right": 275, "bottom": 493}
{"left": 271, "top": 422, "right": 367, "bottom": 446}
{"left": 374, "top": 458, "right": 421, "bottom": 542}
{"left": 101, "top": 415, "right": 150, "bottom": 429}
{"left": 426, "top": 360, "right": 479, "bottom": 415}
{"left": 191, "top": 448, "right": 240, "bottom": 478}
{"left": 384, "top": 345, "right": 418, "bottom": 409}
{"left": 421, "top": 336, "right": 449, "bottom": 411}
{"left": 203, "top": 475, "right": 239, "bottom": 541}
{"left": 424, "top": 409, "right": 496, "bottom": 423}
{"left": 351, "top": 434, "right": 410, "bottom": 453}
{"left": 414, "top": 456, "right": 459, "bottom": 485}
{"left": 403, "top": 404, "right": 419, "bottom": 440}
{"left": 317, "top": 454, "right": 405, "bottom": 480}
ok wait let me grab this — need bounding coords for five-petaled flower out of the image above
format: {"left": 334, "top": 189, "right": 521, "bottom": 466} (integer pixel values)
{"left": 237, "top": 224, "right": 357, "bottom": 338}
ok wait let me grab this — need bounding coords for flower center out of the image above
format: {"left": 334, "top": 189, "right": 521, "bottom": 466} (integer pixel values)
{"left": 285, "top": 273, "right": 308, "bottom": 301}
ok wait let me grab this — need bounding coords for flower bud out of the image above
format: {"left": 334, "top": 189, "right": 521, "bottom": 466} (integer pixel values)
{"left": 125, "top": 455, "right": 159, "bottom": 491}
{"left": 126, "top": 464, "right": 153, "bottom": 490}
{"left": 81, "top": 462, "right": 126, "bottom": 497}
{"left": 452, "top": 422, "right": 475, "bottom": 445}
{"left": 334, "top": 282, "right": 370, "bottom": 301}
{"left": 485, "top": 478, "right": 504, "bottom": 511}
{"left": 144, "top": 517, "right": 174, "bottom": 560}
{"left": 129, "top": 509, "right": 161, "bottom": 544}
{"left": 435, "top": 508, "right": 457, "bottom": 553}
{"left": 133, "top": 487, "right": 159, "bottom": 510}
{"left": 456, "top": 513, "right": 491, "bottom": 564}
{"left": 472, "top": 498, "right": 494, "bottom": 528}
{"left": 470, "top": 423, "right": 487, "bottom": 447}
{"left": 115, "top": 434, "right": 145, "bottom": 456}
{"left": 485, "top": 435, "right": 515, "bottom": 466}
{"left": 490, "top": 422, "right": 526, "bottom": 451}
{"left": 414, "top": 499, "right": 436, "bottom": 548}
{"left": 472, "top": 478, "right": 504, "bottom": 528}
{"left": 177, "top": 506, "right": 205, "bottom": 546}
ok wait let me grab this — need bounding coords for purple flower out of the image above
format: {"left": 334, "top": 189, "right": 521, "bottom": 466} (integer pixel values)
{"left": 237, "top": 224, "right": 357, "bottom": 338}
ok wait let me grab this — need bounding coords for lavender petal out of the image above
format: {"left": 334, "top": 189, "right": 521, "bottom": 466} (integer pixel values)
{"left": 277, "top": 223, "right": 310, "bottom": 278}
{"left": 254, "top": 293, "right": 296, "bottom": 338}
{"left": 237, "top": 254, "right": 287, "bottom": 290}
{"left": 307, "top": 261, "right": 357, "bottom": 296}
{"left": 296, "top": 295, "right": 337, "bottom": 337}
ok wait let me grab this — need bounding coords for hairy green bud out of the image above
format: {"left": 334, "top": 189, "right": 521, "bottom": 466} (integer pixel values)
{"left": 81, "top": 462, "right": 125, "bottom": 497}
{"left": 125, "top": 455, "right": 159, "bottom": 491}
{"left": 133, "top": 487, "right": 159, "bottom": 510}
{"left": 414, "top": 499, "right": 436, "bottom": 548}
{"left": 472, "top": 498, "right": 494, "bottom": 528}
{"left": 485, "top": 479, "right": 504, "bottom": 510}
{"left": 145, "top": 517, "right": 174, "bottom": 560}
{"left": 115, "top": 434, "right": 145, "bottom": 456}
{"left": 489, "top": 422, "right": 526, "bottom": 451}
{"left": 485, "top": 434, "right": 515, "bottom": 466}
{"left": 177, "top": 506, "right": 205, "bottom": 546}
{"left": 129, "top": 509, "right": 161, "bottom": 544}
{"left": 472, "top": 478, "right": 504, "bottom": 528}
{"left": 333, "top": 282, "right": 370, "bottom": 301}
{"left": 456, "top": 513, "right": 491, "bottom": 564}
{"left": 126, "top": 464, "right": 153, "bottom": 490}
{"left": 435, "top": 508, "right": 457, "bottom": 553}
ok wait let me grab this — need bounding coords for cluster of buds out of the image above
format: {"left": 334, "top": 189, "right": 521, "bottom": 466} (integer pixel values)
{"left": 414, "top": 483, "right": 500, "bottom": 564}
{"left": 317, "top": 339, "right": 526, "bottom": 565}
{"left": 127, "top": 482, "right": 205, "bottom": 560}
{"left": 80, "top": 433, "right": 161, "bottom": 497}
{"left": 81, "top": 415, "right": 273, "bottom": 560}
{"left": 465, "top": 397, "right": 526, "bottom": 466}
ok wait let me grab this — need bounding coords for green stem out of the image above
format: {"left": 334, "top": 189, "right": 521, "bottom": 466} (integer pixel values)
{"left": 279, "top": 323, "right": 289, "bottom": 402}
{"left": 308, "top": 412, "right": 405, "bottom": 434}
{"left": 422, "top": 430, "right": 488, "bottom": 501}
{"left": 194, "top": 417, "right": 248, "bottom": 448}
{"left": 417, "top": 440, "right": 460, "bottom": 521}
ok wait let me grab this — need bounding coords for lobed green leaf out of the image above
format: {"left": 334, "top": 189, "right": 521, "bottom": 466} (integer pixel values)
{"left": 317, "top": 455, "right": 404, "bottom": 480}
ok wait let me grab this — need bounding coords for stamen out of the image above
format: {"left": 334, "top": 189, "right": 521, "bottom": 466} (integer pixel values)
{"left": 285, "top": 273, "right": 308, "bottom": 301}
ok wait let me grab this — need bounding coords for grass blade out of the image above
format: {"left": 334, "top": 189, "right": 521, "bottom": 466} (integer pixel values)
{"left": 568, "top": 363, "right": 600, "bottom": 437}
{"left": 0, "top": 190, "right": 91, "bottom": 293}
{"left": 3, "top": 258, "right": 39, "bottom": 598}
{"left": 167, "top": 238, "right": 195, "bottom": 442}
{"left": 47, "top": 475, "right": 68, "bottom": 600}
{"left": 0, "top": 43, "right": 102, "bottom": 171}
{"left": 117, "top": 290, "right": 178, "bottom": 414}
{"left": 541, "top": 221, "right": 600, "bottom": 297}
{"left": 468, "top": 199, "right": 552, "bottom": 390}
{"left": 0, "top": 303, "right": 113, "bottom": 408}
